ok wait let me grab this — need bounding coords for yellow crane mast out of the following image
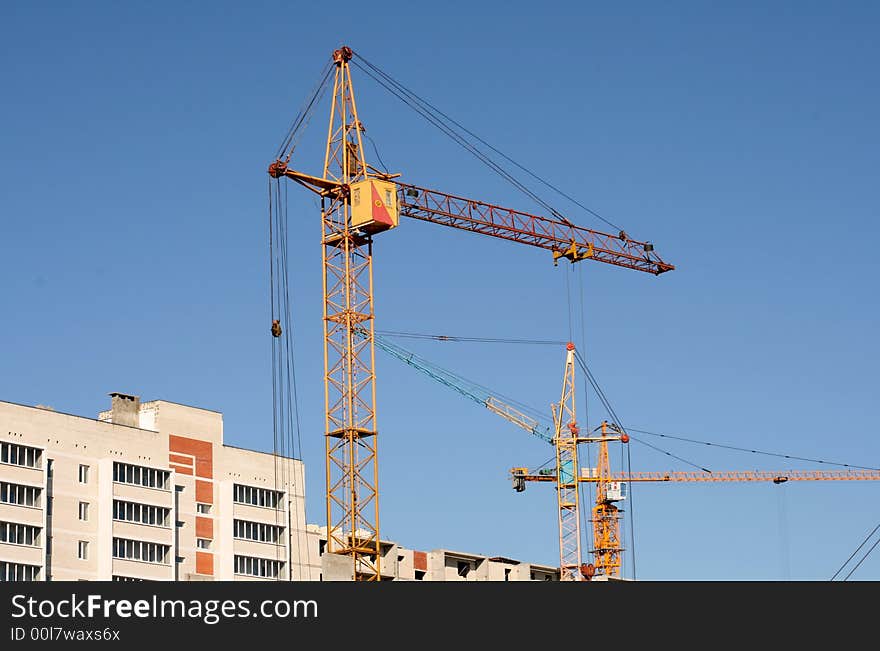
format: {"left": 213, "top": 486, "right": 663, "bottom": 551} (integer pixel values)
{"left": 268, "top": 45, "right": 674, "bottom": 580}
{"left": 270, "top": 47, "right": 387, "bottom": 580}
{"left": 513, "top": 419, "right": 880, "bottom": 580}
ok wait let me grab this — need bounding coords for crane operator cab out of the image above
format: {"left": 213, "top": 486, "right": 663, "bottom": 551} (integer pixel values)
{"left": 350, "top": 178, "right": 399, "bottom": 235}
{"left": 604, "top": 481, "right": 628, "bottom": 502}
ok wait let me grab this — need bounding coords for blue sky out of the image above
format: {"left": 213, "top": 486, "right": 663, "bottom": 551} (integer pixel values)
{"left": 2, "top": 1, "right": 879, "bottom": 580}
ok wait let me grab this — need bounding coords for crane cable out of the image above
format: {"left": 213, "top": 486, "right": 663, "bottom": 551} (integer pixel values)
{"left": 578, "top": 312, "right": 594, "bottom": 576}
{"left": 352, "top": 52, "right": 627, "bottom": 234}
{"left": 275, "top": 60, "right": 334, "bottom": 161}
{"left": 532, "top": 455, "right": 559, "bottom": 473}
{"left": 375, "top": 330, "right": 565, "bottom": 346}
{"left": 625, "top": 426, "right": 636, "bottom": 580}
{"left": 268, "top": 176, "right": 311, "bottom": 579}
{"left": 831, "top": 521, "right": 880, "bottom": 581}
{"left": 777, "top": 484, "right": 791, "bottom": 580}
{"left": 376, "top": 330, "right": 876, "bottom": 472}
{"left": 364, "top": 132, "right": 391, "bottom": 173}
{"left": 350, "top": 57, "right": 567, "bottom": 224}
{"left": 565, "top": 266, "right": 574, "bottom": 344}
{"left": 574, "top": 352, "right": 646, "bottom": 579}
{"left": 571, "top": 263, "right": 608, "bottom": 578}
{"left": 270, "top": 59, "right": 336, "bottom": 579}
{"left": 574, "top": 351, "right": 712, "bottom": 473}
{"left": 843, "top": 536, "right": 880, "bottom": 580}
{"left": 625, "top": 427, "right": 880, "bottom": 472}
{"left": 268, "top": 179, "right": 286, "bottom": 573}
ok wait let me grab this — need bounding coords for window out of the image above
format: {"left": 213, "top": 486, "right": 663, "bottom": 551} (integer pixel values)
{"left": 530, "top": 571, "right": 552, "bottom": 581}
{"left": 385, "top": 189, "right": 392, "bottom": 207}
{"left": 0, "top": 521, "right": 40, "bottom": 546}
{"left": 0, "top": 442, "right": 41, "bottom": 469}
{"left": 0, "top": 481, "right": 41, "bottom": 508}
{"left": 77, "top": 541, "right": 88, "bottom": 560}
{"left": 196, "top": 538, "right": 212, "bottom": 550}
{"left": 196, "top": 503, "right": 212, "bottom": 515}
{"left": 112, "top": 537, "right": 170, "bottom": 565}
{"left": 318, "top": 540, "right": 326, "bottom": 556}
{"left": 233, "top": 484, "right": 282, "bottom": 509}
{"left": 78, "top": 465, "right": 89, "bottom": 483}
{"left": 414, "top": 570, "right": 425, "bottom": 581}
{"left": 113, "top": 462, "right": 169, "bottom": 490}
{"left": 78, "top": 502, "right": 89, "bottom": 522}
{"left": 112, "top": 575, "right": 153, "bottom": 582}
{"left": 233, "top": 519, "right": 283, "bottom": 544}
{"left": 0, "top": 561, "right": 40, "bottom": 582}
{"left": 112, "top": 500, "right": 170, "bottom": 528}
{"left": 457, "top": 561, "right": 470, "bottom": 578}
{"left": 504, "top": 568, "right": 511, "bottom": 582}
{"left": 234, "top": 555, "right": 284, "bottom": 579}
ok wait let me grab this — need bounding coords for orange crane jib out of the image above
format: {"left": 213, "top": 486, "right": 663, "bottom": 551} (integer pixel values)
{"left": 513, "top": 469, "right": 880, "bottom": 484}
{"left": 266, "top": 161, "right": 673, "bottom": 275}
{"left": 396, "top": 182, "right": 673, "bottom": 275}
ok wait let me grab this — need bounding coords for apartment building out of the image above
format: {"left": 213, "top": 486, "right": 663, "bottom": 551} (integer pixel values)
{"left": 304, "top": 525, "right": 559, "bottom": 581}
{"left": 0, "top": 393, "right": 308, "bottom": 582}
{"left": 0, "top": 392, "right": 558, "bottom": 582}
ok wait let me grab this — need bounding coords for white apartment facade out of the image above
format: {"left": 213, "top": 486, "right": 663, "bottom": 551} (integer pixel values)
{"left": 0, "top": 393, "right": 308, "bottom": 582}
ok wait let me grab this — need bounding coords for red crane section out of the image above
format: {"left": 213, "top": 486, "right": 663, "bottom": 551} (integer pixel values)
{"left": 397, "top": 182, "right": 674, "bottom": 274}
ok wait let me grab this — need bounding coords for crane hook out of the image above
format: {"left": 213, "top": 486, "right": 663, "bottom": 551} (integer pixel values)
{"left": 271, "top": 319, "right": 282, "bottom": 338}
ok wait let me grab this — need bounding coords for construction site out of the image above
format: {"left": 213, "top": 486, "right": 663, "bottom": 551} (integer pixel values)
{"left": 2, "top": 4, "right": 880, "bottom": 585}
{"left": 256, "top": 45, "right": 880, "bottom": 581}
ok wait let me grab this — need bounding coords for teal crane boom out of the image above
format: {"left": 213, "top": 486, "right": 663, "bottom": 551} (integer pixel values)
{"left": 368, "top": 332, "right": 553, "bottom": 445}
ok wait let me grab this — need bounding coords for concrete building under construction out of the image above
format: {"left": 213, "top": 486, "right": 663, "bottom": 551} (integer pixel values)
{"left": 0, "top": 394, "right": 557, "bottom": 582}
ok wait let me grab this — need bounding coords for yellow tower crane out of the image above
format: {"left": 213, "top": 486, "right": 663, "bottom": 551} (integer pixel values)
{"left": 511, "top": 360, "right": 880, "bottom": 580}
{"left": 268, "top": 46, "right": 673, "bottom": 580}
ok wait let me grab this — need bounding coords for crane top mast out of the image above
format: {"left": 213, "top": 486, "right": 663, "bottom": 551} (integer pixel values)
{"left": 269, "top": 45, "right": 674, "bottom": 274}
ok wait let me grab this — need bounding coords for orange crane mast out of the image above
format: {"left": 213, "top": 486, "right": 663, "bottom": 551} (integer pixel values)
{"left": 267, "top": 45, "right": 674, "bottom": 580}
